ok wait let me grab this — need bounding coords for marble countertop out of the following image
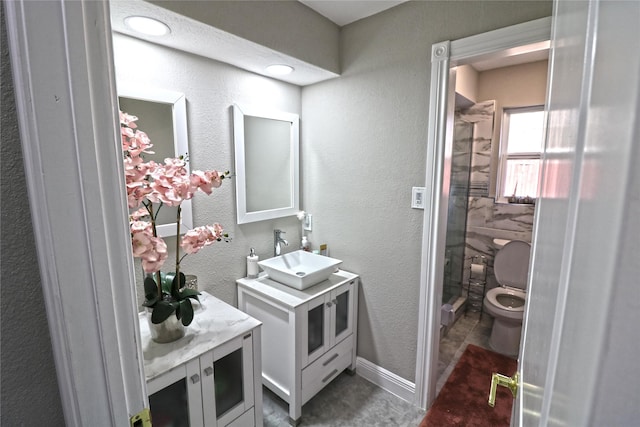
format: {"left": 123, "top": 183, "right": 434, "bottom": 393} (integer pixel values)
{"left": 236, "top": 269, "right": 359, "bottom": 309}
{"left": 139, "top": 291, "right": 261, "bottom": 382}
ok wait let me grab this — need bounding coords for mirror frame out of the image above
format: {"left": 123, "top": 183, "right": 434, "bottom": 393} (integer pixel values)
{"left": 118, "top": 84, "right": 193, "bottom": 237}
{"left": 233, "top": 104, "right": 300, "bottom": 224}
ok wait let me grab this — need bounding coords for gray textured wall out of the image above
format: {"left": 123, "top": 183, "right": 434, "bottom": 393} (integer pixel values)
{"left": 1, "top": 5, "right": 65, "bottom": 425}
{"left": 301, "top": 0, "right": 552, "bottom": 381}
{"left": 113, "top": 33, "right": 303, "bottom": 307}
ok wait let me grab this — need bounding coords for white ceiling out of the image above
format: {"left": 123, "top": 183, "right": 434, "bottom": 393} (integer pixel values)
{"left": 299, "top": 0, "right": 409, "bottom": 26}
{"left": 472, "top": 47, "right": 549, "bottom": 71}
{"left": 110, "top": 0, "right": 340, "bottom": 86}
{"left": 110, "top": 1, "right": 548, "bottom": 87}
{"left": 109, "top": 0, "right": 408, "bottom": 86}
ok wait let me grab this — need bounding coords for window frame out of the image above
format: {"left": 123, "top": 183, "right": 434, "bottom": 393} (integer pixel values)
{"left": 496, "top": 105, "right": 545, "bottom": 203}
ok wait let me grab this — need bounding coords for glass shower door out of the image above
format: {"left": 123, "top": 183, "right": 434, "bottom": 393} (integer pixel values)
{"left": 442, "top": 115, "right": 473, "bottom": 305}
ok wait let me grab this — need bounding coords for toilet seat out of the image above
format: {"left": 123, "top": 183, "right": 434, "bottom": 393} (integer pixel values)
{"left": 493, "top": 240, "right": 531, "bottom": 289}
{"left": 485, "top": 287, "right": 525, "bottom": 314}
{"left": 484, "top": 240, "right": 530, "bottom": 319}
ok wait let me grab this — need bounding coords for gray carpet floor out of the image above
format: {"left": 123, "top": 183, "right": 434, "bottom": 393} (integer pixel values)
{"left": 262, "top": 310, "right": 493, "bottom": 426}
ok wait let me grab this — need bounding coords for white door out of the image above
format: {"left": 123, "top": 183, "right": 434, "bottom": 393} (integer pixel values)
{"left": 512, "top": 0, "right": 640, "bottom": 425}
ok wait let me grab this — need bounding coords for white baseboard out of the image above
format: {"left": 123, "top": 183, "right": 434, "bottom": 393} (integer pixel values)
{"left": 356, "top": 357, "right": 416, "bottom": 403}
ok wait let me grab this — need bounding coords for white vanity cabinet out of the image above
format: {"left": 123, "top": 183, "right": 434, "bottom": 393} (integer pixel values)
{"left": 236, "top": 270, "right": 359, "bottom": 425}
{"left": 139, "top": 292, "right": 263, "bottom": 427}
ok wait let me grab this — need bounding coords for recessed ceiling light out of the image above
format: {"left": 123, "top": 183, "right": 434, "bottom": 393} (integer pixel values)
{"left": 266, "top": 64, "right": 294, "bottom": 76}
{"left": 124, "top": 16, "right": 170, "bottom": 37}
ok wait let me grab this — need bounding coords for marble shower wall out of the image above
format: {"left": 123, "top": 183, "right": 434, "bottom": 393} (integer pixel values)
{"left": 458, "top": 100, "right": 495, "bottom": 196}
{"left": 458, "top": 100, "right": 536, "bottom": 289}
{"left": 464, "top": 198, "right": 535, "bottom": 288}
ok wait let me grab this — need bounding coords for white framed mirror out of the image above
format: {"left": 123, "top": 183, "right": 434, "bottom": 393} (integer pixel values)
{"left": 117, "top": 85, "right": 193, "bottom": 237}
{"left": 233, "top": 104, "right": 300, "bottom": 224}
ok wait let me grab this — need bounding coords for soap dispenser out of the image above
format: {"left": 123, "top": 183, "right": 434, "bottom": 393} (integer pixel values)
{"left": 247, "top": 248, "right": 259, "bottom": 278}
{"left": 301, "top": 236, "right": 311, "bottom": 252}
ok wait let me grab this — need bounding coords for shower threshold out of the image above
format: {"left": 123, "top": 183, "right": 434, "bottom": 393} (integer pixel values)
{"left": 440, "top": 295, "right": 467, "bottom": 339}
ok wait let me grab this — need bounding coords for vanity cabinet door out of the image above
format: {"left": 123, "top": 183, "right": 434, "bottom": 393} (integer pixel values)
{"left": 302, "top": 294, "right": 331, "bottom": 366}
{"left": 329, "top": 280, "right": 356, "bottom": 347}
{"left": 147, "top": 360, "right": 204, "bottom": 427}
{"left": 302, "top": 280, "right": 356, "bottom": 366}
{"left": 200, "top": 332, "right": 255, "bottom": 426}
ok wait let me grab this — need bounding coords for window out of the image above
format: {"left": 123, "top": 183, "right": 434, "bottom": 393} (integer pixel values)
{"left": 497, "top": 106, "right": 545, "bottom": 203}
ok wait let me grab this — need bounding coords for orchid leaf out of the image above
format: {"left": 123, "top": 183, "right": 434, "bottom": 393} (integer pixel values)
{"left": 150, "top": 300, "right": 174, "bottom": 324}
{"left": 144, "top": 276, "right": 158, "bottom": 299}
{"left": 161, "top": 272, "right": 174, "bottom": 293}
{"left": 171, "top": 274, "right": 180, "bottom": 299}
{"left": 143, "top": 276, "right": 160, "bottom": 306}
{"left": 180, "top": 299, "right": 194, "bottom": 326}
{"left": 142, "top": 298, "right": 157, "bottom": 308}
{"left": 171, "top": 272, "right": 186, "bottom": 299}
{"left": 178, "top": 288, "right": 200, "bottom": 300}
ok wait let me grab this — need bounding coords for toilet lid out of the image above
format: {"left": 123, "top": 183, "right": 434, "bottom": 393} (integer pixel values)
{"left": 494, "top": 240, "right": 531, "bottom": 289}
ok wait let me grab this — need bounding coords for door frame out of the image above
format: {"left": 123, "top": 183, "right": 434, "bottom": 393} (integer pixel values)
{"left": 5, "top": 1, "right": 146, "bottom": 424}
{"left": 414, "top": 17, "right": 552, "bottom": 409}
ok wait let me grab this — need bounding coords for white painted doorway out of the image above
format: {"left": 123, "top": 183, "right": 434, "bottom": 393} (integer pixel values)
{"left": 414, "top": 17, "right": 552, "bottom": 409}
{"left": 417, "top": 2, "right": 640, "bottom": 425}
{"left": 5, "top": 1, "right": 147, "bottom": 424}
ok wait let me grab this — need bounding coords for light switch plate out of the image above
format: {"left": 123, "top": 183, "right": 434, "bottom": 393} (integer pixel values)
{"left": 303, "top": 213, "right": 313, "bottom": 231}
{"left": 412, "top": 187, "right": 426, "bottom": 209}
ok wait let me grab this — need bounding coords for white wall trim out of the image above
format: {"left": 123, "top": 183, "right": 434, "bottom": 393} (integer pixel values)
{"left": 414, "top": 17, "right": 551, "bottom": 411}
{"left": 5, "top": 1, "right": 146, "bottom": 425}
{"left": 450, "top": 17, "right": 552, "bottom": 66}
{"left": 413, "top": 40, "right": 451, "bottom": 411}
{"left": 357, "top": 357, "right": 416, "bottom": 404}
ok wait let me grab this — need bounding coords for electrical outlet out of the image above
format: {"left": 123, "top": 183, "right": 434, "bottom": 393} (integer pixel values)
{"left": 303, "top": 213, "right": 313, "bottom": 231}
{"left": 412, "top": 187, "right": 426, "bottom": 209}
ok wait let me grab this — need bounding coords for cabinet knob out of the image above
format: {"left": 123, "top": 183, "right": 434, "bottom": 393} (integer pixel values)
{"left": 190, "top": 374, "right": 200, "bottom": 384}
{"left": 326, "top": 301, "right": 333, "bottom": 308}
{"left": 203, "top": 367, "right": 214, "bottom": 377}
{"left": 332, "top": 299, "right": 338, "bottom": 305}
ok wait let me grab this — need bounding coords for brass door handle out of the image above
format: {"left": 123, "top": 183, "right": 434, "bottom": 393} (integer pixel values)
{"left": 488, "top": 372, "right": 518, "bottom": 407}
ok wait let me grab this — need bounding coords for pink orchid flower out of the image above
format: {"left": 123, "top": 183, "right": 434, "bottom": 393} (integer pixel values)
{"left": 121, "top": 110, "right": 229, "bottom": 294}
{"left": 180, "top": 224, "right": 224, "bottom": 254}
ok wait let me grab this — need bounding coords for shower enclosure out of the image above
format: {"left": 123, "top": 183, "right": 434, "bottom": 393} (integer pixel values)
{"left": 442, "top": 112, "right": 473, "bottom": 305}
{"left": 441, "top": 100, "right": 495, "bottom": 311}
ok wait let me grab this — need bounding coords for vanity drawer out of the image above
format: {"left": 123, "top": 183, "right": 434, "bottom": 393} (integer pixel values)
{"left": 301, "top": 336, "right": 353, "bottom": 403}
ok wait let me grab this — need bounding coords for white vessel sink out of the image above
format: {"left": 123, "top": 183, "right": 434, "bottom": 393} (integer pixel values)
{"left": 258, "top": 250, "right": 342, "bottom": 290}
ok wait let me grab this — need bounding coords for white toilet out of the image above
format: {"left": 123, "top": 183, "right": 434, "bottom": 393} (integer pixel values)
{"left": 483, "top": 240, "right": 531, "bottom": 356}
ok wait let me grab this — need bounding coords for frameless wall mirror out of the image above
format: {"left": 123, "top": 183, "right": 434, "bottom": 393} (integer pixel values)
{"left": 233, "top": 104, "right": 300, "bottom": 224}
{"left": 118, "top": 85, "right": 193, "bottom": 237}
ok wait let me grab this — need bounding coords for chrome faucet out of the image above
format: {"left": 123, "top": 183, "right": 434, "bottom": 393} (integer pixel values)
{"left": 274, "top": 229, "right": 289, "bottom": 256}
